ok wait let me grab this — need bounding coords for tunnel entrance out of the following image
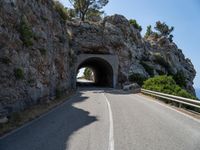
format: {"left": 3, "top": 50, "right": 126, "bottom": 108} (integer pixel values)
{"left": 76, "top": 54, "right": 119, "bottom": 88}
{"left": 77, "top": 57, "right": 114, "bottom": 87}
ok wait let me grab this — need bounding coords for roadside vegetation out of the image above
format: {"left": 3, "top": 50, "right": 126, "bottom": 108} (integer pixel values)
{"left": 142, "top": 75, "right": 196, "bottom": 99}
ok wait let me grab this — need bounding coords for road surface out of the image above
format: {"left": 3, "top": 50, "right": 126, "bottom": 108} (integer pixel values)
{"left": 1, "top": 88, "right": 200, "bottom": 150}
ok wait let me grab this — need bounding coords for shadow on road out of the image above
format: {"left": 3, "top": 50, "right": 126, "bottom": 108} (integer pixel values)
{"left": 0, "top": 91, "right": 98, "bottom": 150}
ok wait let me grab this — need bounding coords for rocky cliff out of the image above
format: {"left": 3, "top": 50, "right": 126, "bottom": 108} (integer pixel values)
{"left": 0, "top": 0, "right": 196, "bottom": 116}
{"left": 68, "top": 15, "right": 196, "bottom": 93}
{"left": 0, "top": 0, "right": 76, "bottom": 115}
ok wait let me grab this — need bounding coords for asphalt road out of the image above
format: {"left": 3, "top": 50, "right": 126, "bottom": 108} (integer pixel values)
{"left": 1, "top": 88, "right": 200, "bottom": 150}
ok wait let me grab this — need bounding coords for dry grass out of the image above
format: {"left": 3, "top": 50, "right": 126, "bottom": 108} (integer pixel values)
{"left": 0, "top": 91, "right": 75, "bottom": 137}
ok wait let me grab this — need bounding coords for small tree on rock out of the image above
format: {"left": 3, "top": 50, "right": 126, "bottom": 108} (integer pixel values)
{"left": 144, "top": 25, "right": 153, "bottom": 38}
{"left": 154, "top": 21, "right": 174, "bottom": 42}
{"left": 129, "top": 19, "right": 142, "bottom": 32}
{"left": 69, "top": 0, "right": 109, "bottom": 21}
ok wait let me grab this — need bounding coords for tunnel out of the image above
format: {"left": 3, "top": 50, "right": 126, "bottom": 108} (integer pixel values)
{"left": 77, "top": 57, "right": 114, "bottom": 87}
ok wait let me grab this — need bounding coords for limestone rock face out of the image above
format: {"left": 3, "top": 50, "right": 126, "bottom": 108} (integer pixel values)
{"left": 68, "top": 14, "right": 196, "bottom": 95}
{"left": 0, "top": 1, "right": 196, "bottom": 116}
{"left": 0, "top": 0, "right": 76, "bottom": 115}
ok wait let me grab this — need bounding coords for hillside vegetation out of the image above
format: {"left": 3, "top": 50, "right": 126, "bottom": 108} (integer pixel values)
{"left": 142, "top": 75, "right": 196, "bottom": 99}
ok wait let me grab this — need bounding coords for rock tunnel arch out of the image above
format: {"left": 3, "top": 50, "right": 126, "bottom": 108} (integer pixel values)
{"left": 76, "top": 54, "right": 119, "bottom": 88}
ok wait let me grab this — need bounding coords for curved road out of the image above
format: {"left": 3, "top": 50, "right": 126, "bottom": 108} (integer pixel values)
{"left": 1, "top": 88, "right": 200, "bottom": 150}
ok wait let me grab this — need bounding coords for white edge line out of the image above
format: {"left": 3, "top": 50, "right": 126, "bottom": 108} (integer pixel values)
{"left": 103, "top": 93, "right": 114, "bottom": 150}
{"left": 136, "top": 94, "right": 200, "bottom": 124}
{"left": 0, "top": 93, "right": 76, "bottom": 140}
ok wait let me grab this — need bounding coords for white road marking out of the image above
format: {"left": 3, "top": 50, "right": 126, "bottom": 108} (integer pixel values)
{"left": 103, "top": 93, "right": 114, "bottom": 150}
{"left": 0, "top": 94, "right": 75, "bottom": 140}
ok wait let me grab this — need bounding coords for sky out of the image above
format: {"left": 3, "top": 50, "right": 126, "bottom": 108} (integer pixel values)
{"left": 59, "top": 0, "right": 200, "bottom": 90}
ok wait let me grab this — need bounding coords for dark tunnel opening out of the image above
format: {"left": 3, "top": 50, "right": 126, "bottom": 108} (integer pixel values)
{"left": 77, "top": 57, "right": 114, "bottom": 87}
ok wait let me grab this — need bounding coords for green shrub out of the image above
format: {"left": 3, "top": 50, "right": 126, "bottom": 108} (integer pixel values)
{"left": 142, "top": 75, "right": 196, "bottom": 99}
{"left": 140, "top": 61, "right": 154, "bottom": 76}
{"left": 54, "top": 1, "right": 69, "bottom": 20}
{"left": 129, "top": 19, "right": 142, "bottom": 32}
{"left": 19, "top": 16, "right": 33, "bottom": 47}
{"left": 129, "top": 73, "right": 147, "bottom": 86}
{"left": 14, "top": 68, "right": 24, "bottom": 80}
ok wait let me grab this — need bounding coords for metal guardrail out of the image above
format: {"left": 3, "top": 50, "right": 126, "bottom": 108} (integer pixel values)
{"left": 141, "top": 89, "right": 200, "bottom": 109}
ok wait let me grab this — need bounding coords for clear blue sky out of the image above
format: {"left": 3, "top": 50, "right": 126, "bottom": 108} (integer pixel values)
{"left": 59, "top": 0, "right": 200, "bottom": 89}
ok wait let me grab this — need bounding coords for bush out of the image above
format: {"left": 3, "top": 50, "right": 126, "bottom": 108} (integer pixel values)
{"left": 14, "top": 68, "right": 24, "bottom": 80}
{"left": 54, "top": 1, "right": 69, "bottom": 20}
{"left": 129, "top": 73, "right": 147, "bottom": 86}
{"left": 142, "top": 75, "right": 196, "bottom": 99}
{"left": 19, "top": 16, "right": 33, "bottom": 47}
{"left": 129, "top": 19, "right": 142, "bottom": 32}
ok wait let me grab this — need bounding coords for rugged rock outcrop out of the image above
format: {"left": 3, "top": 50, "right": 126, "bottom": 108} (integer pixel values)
{"left": 0, "top": 0, "right": 196, "bottom": 116}
{"left": 68, "top": 14, "right": 196, "bottom": 94}
{"left": 0, "top": 0, "right": 76, "bottom": 116}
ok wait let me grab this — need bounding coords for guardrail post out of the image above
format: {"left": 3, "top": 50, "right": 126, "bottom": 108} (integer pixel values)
{"left": 179, "top": 103, "right": 182, "bottom": 108}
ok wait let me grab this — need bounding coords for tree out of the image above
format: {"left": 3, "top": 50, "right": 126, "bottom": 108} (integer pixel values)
{"left": 69, "top": 0, "right": 108, "bottom": 21}
{"left": 144, "top": 25, "right": 152, "bottom": 38}
{"left": 129, "top": 19, "right": 142, "bottom": 32}
{"left": 83, "top": 68, "right": 93, "bottom": 80}
{"left": 86, "top": 8, "right": 104, "bottom": 21}
{"left": 154, "top": 21, "right": 174, "bottom": 42}
{"left": 54, "top": 1, "right": 76, "bottom": 20}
